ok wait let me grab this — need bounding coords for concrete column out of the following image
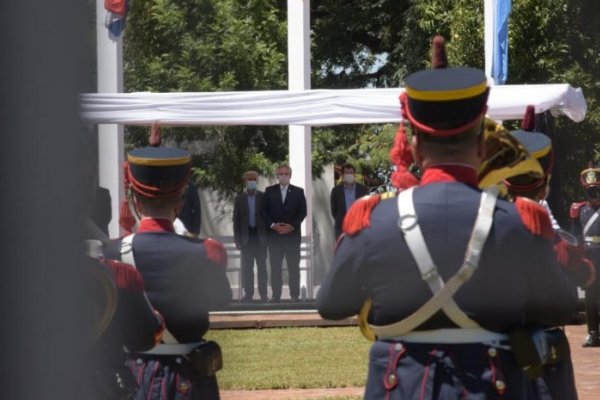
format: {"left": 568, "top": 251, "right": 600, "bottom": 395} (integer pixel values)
{"left": 96, "top": 0, "right": 125, "bottom": 237}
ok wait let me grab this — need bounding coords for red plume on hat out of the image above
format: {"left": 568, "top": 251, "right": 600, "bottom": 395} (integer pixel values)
{"left": 390, "top": 35, "right": 450, "bottom": 191}
{"left": 149, "top": 122, "right": 162, "bottom": 146}
{"left": 119, "top": 123, "right": 163, "bottom": 234}
{"left": 521, "top": 105, "right": 536, "bottom": 131}
{"left": 431, "top": 35, "right": 448, "bottom": 69}
{"left": 390, "top": 96, "right": 419, "bottom": 190}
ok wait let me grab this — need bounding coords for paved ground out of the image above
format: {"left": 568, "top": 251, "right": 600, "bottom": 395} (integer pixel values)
{"left": 217, "top": 319, "right": 599, "bottom": 400}
{"left": 566, "top": 324, "right": 600, "bottom": 400}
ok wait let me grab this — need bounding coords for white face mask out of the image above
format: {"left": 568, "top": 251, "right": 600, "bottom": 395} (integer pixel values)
{"left": 344, "top": 173, "right": 355, "bottom": 184}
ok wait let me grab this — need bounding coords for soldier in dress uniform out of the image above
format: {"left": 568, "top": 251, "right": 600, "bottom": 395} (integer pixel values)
{"left": 104, "top": 137, "right": 232, "bottom": 400}
{"left": 89, "top": 255, "right": 165, "bottom": 400}
{"left": 505, "top": 127, "right": 595, "bottom": 286}
{"left": 502, "top": 125, "right": 595, "bottom": 399}
{"left": 570, "top": 165, "right": 600, "bottom": 347}
{"left": 317, "top": 38, "right": 578, "bottom": 399}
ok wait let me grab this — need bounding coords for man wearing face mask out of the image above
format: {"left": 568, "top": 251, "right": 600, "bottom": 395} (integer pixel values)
{"left": 263, "top": 164, "right": 307, "bottom": 302}
{"left": 330, "top": 163, "right": 369, "bottom": 239}
{"left": 233, "top": 171, "right": 268, "bottom": 302}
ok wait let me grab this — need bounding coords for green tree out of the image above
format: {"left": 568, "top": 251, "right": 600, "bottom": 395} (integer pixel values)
{"left": 124, "top": 0, "right": 600, "bottom": 215}
{"left": 124, "top": 0, "right": 289, "bottom": 203}
{"left": 346, "top": 0, "right": 600, "bottom": 222}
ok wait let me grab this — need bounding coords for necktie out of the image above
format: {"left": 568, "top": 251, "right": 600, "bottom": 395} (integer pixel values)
{"left": 281, "top": 186, "right": 287, "bottom": 203}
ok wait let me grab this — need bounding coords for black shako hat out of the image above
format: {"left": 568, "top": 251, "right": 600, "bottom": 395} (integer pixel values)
{"left": 403, "top": 67, "right": 489, "bottom": 135}
{"left": 504, "top": 130, "right": 554, "bottom": 198}
{"left": 510, "top": 130, "right": 553, "bottom": 173}
{"left": 126, "top": 146, "right": 192, "bottom": 199}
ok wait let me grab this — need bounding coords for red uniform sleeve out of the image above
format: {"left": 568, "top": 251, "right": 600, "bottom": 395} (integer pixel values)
{"left": 554, "top": 238, "right": 597, "bottom": 288}
{"left": 101, "top": 259, "right": 144, "bottom": 293}
{"left": 569, "top": 201, "right": 586, "bottom": 219}
{"left": 204, "top": 238, "right": 228, "bottom": 268}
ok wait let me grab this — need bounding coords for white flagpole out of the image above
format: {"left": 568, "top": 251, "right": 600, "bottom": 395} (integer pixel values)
{"left": 484, "top": 0, "right": 496, "bottom": 84}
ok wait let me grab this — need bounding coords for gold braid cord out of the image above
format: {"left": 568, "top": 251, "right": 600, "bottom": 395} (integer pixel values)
{"left": 358, "top": 298, "right": 377, "bottom": 341}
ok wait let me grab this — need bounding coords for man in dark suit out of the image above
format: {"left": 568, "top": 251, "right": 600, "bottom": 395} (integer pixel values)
{"left": 263, "top": 164, "right": 307, "bottom": 302}
{"left": 233, "top": 171, "right": 268, "bottom": 302}
{"left": 330, "top": 163, "right": 369, "bottom": 238}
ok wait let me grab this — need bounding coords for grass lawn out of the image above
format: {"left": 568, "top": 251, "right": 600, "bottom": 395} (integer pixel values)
{"left": 205, "top": 326, "right": 370, "bottom": 390}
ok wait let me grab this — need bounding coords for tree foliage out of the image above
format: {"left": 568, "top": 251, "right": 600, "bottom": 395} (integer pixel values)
{"left": 124, "top": 0, "right": 289, "bottom": 203}
{"left": 124, "top": 0, "right": 600, "bottom": 215}
{"left": 355, "top": 0, "right": 600, "bottom": 222}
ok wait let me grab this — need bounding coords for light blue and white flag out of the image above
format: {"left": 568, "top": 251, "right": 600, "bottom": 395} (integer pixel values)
{"left": 492, "top": 0, "right": 512, "bottom": 84}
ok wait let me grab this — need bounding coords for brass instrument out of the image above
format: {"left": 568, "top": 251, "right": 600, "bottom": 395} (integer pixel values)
{"left": 478, "top": 118, "right": 544, "bottom": 191}
{"left": 85, "top": 243, "right": 119, "bottom": 343}
{"left": 91, "top": 262, "right": 118, "bottom": 342}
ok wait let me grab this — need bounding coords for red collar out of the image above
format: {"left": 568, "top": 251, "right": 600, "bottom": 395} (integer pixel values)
{"left": 421, "top": 164, "right": 479, "bottom": 187}
{"left": 138, "top": 218, "right": 175, "bottom": 233}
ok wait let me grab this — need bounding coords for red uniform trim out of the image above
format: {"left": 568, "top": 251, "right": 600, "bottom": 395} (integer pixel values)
{"left": 421, "top": 165, "right": 478, "bottom": 187}
{"left": 515, "top": 197, "right": 554, "bottom": 240}
{"left": 138, "top": 217, "right": 175, "bottom": 233}
{"left": 204, "top": 238, "right": 228, "bottom": 267}
{"left": 569, "top": 201, "right": 587, "bottom": 219}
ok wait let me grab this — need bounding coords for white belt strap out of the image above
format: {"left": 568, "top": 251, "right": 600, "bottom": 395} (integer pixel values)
{"left": 120, "top": 234, "right": 136, "bottom": 267}
{"left": 389, "top": 328, "right": 509, "bottom": 345}
{"left": 583, "top": 209, "right": 600, "bottom": 237}
{"left": 119, "top": 233, "right": 178, "bottom": 344}
{"left": 370, "top": 186, "right": 499, "bottom": 339}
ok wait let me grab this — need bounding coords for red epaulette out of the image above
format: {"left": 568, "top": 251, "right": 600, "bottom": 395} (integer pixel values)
{"left": 569, "top": 201, "right": 587, "bottom": 219}
{"left": 515, "top": 197, "right": 554, "bottom": 240}
{"left": 205, "top": 238, "right": 228, "bottom": 267}
{"left": 343, "top": 194, "right": 383, "bottom": 236}
{"left": 101, "top": 259, "right": 145, "bottom": 293}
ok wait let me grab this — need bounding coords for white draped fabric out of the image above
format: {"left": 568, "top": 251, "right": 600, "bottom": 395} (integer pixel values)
{"left": 80, "top": 84, "right": 587, "bottom": 127}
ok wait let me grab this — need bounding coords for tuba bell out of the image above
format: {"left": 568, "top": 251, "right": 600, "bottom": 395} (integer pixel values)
{"left": 478, "top": 118, "right": 544, "bottom": 192}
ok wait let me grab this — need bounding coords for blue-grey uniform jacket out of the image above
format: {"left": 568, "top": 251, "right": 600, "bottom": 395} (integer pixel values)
{"left": 105, "top": 217, "right": 231, "bottom": 400}
{"left": 317, "top": 166, "right": 577, "bottom": 400}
